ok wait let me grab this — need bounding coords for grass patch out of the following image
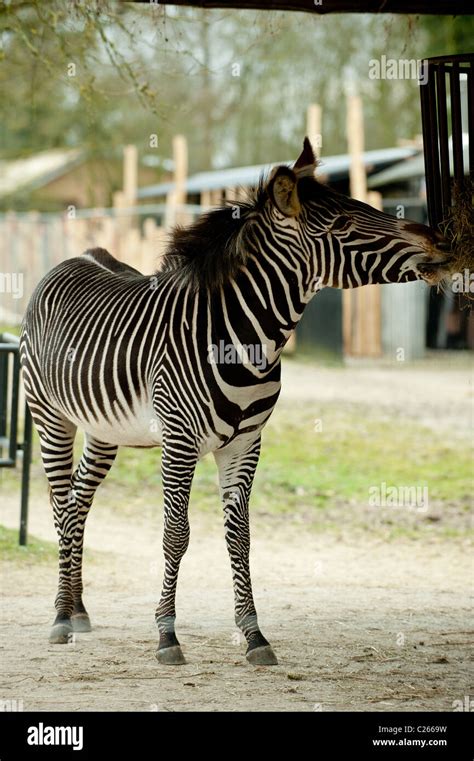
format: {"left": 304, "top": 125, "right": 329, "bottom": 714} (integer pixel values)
{"left": 2, "top": 403, "right": 471, "bottom": 534}
{"left": 76, "top": 404, "right": 473, "bottom": 517}
{"left": 253, "top": 405, "right": 472, "bottom": 512}
{"left": 0, "top": 324, "right": 21, "bottom": 338}
{"left": 0, "top": 524, "right": 57, "bottom": 565}
{"left": 284, "top": 346, "right": 344, "bottom": 367}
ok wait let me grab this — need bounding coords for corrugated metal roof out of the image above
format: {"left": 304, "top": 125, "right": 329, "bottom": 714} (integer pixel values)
{"left": 368, "top": 154, "right": 425, "bottom": 188}
{"left": 137, "top": 147, "right": 419, "bottom": 199}
{"left": 368, "top": 134, "right": 470, "bottom": 188}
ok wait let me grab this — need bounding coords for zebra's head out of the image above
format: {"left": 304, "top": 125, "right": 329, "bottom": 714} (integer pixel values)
{"left": 265, "top": 138, "right": 452, "bottom": 295}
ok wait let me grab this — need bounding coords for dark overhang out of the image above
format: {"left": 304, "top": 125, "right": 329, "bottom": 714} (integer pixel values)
{"left": 142, "top": 1, "right": 471, "bottom": 16}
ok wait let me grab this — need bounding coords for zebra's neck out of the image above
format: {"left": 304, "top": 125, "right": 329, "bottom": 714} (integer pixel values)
{"left": 208, "top": 237, "right": 310, "bottom": 372}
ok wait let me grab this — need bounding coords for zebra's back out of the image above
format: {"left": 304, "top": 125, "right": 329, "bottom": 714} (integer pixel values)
{"left": 21, "top": 254, "right": 168, "bottom": 446}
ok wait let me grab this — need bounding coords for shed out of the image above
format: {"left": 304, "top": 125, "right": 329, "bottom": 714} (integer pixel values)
{"left": 0, "top": 149, "right": 158, "bottom": 213}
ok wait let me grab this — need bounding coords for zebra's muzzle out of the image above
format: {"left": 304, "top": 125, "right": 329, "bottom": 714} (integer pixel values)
{"left": 417, "top": 258, "right": 453, "bottom": 283}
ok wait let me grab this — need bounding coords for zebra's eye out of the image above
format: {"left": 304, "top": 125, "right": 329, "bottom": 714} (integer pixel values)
{"left": 330, "top": 215, "right": 352, "bottom": 231}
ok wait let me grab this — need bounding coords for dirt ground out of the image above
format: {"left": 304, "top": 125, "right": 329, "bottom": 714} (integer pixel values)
{"left": 280, "top": 353, "right": 473, "bottom": 438}
{"left": 1, "top": 358, "right": 472, "bottom": 712}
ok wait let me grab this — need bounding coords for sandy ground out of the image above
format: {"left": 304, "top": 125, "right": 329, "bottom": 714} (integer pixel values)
{"left": 280, "top": 353, "right": 473, "bottom": 438}
{"left": 0, "top": 358, "right": 472, "bottom": 712}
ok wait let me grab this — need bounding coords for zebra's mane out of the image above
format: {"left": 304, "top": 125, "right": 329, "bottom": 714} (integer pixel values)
{"left": 162, "top": 178, "right": 269, "bottom": 291}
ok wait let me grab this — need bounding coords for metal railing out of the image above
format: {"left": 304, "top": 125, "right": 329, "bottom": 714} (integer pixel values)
{"left": 420, "top": 54, "right": 473, "bottom": 230}
{"left": 0, "top": 333, "right": 32, "bottom": 545}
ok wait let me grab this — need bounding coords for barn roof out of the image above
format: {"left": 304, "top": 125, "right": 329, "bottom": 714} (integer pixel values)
{"left": 368, "top": 154, "right": 425, "bottom": 188}
{"left": 155, "top": 1, "right": 469, "bottom": 15}
{"left": 368, "top": 133, "right": 470, "bottom": 188}
{"left": 137, "top": 146, "right": 419, "bottom": 199}
{"left": 0, "top": 149, "right": 84, "bottom": 198}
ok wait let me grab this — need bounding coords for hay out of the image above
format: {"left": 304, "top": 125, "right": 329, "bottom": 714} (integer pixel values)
{"left": 440, "top": 179, "right": 474, "bottom": 301}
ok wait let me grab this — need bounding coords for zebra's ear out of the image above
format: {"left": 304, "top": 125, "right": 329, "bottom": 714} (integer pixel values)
{"left": 293, "top": 137, "right": 317, "bottom": 176}
{"left": 268, "top": 166, "right": 301, "bottom": 217}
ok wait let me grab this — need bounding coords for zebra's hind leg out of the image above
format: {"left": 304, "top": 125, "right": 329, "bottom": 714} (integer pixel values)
{"left": 35, "top": 412, "right": 77, "bottom": 644}
{"left": 215, "top": 436, "right": 278, "bottom": 666}
{"left": 155, "top": 439, "right": 197, "bottom": 665}
{"left": 70, "top": 435, "right": 118, "bottom": 633}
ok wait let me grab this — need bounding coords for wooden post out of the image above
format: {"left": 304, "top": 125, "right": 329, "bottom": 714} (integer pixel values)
{"left": 346, "top": 95, "right": 367, "bottom": 202}
{"left": 173, "top": 134, "right": 188, "bottom": 225}
{"left": 165, "top": 134, "right": 188, "bottom": 228}
{"left": 211, "top": 189, "right": 222, "bottom": 206}
{"left": 306, "top": 103, "right": 322, "bottom": 161}
{"left": 225, "top": 187, "right": 238, "bottom": 202}
{"left": 141, "top": 217, "right": 159, "bottom": 274}
{"left": 367, "top": 191, "right": 383, "bottom": 210}
{"left": 123, "top": 145, "right": 138, "bottom": 206}
{"left": 343, "top": 94, "right": 382, "bottom": 358}
{"left": 113, "top": 190, "right": 128, "bottom": 256}
{"left": 201, "top": 190, "right": 212, "bottom": 208}
{"left": 173, "top": 134, "right": 187, "bottom": 206}
{"left": 121, "top": 145, "right": 138, "bottom": 235}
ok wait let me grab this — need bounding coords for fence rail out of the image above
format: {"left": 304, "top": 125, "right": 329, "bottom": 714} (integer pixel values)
{"left": 0, "top": 203, "right": 203, "bottom": 325}
{"left": 0, "top": 333, "right": 32, "bottom": 545}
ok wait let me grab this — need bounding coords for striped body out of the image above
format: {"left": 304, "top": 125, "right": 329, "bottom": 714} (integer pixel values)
{"left": 22, "top": 254, "right": 283, "bottom": 454}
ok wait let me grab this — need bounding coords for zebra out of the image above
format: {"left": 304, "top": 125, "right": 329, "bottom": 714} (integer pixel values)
{"left": 20, "top": 138, "right": 451, "bottom": 666}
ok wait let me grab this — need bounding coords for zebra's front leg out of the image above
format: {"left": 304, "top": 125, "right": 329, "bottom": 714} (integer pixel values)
{"left": 155, "top": 440, "right": 197, "bottom": 665}
{"left": 215, "top": 436, "right": 278, "bottom": 666}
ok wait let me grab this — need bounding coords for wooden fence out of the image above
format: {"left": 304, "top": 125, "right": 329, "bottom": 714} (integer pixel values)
{"left": 0, "top": 205, "right": 199, "bottom": 325}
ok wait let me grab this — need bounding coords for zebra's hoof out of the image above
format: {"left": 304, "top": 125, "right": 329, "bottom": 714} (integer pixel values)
{"left": 49, "top": 622, "right": 73, "bottom": 644}
{"left": 246, "top": 645, "right": 278, "bottom": 666}
{"left": 155, "top": 645, "right": 186, "bottom": 665}
{"left": 71, "top": 613, "right": 92, "bottom": 632}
